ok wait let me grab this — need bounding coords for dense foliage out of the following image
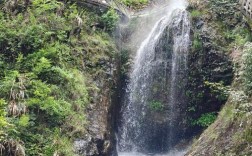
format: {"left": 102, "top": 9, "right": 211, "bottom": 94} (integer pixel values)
{"left": 119, "top": 0, "right": 149, "bottom": 9}
{"left": 0, "top": 0, "right": 118, "bottom": 155}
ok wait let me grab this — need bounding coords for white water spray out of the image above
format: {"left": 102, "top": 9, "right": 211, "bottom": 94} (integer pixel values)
{"left": 117, "top": 0, "right": 190, "bottom": 155}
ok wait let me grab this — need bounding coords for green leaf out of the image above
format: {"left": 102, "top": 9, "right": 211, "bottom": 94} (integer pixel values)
{"left": 19, "top": 115, "right": 30, "bottom": 127}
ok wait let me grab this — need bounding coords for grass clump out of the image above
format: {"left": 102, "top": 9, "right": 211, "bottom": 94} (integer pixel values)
{"left": 191, "top": 10, "right": 202, "bottom": 20}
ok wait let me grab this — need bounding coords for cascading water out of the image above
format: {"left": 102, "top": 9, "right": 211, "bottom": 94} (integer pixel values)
{"left": 117, "top": 0, "right": 190, "bottom": 155}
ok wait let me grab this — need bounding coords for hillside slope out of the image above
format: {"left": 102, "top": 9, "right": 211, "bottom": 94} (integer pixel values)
{"left": 0, "top": 0, "right": 120, "bottom": 155}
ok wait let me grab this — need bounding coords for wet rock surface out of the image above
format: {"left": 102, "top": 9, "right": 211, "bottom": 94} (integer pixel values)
{"left": 74, "top": 51, "right": 119, "bottom": 156}
{"left": 184, "top": 0, "right": 234, "bottom": 138}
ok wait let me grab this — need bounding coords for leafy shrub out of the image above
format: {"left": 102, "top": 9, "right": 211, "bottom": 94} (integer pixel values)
{"left": 0, "top": 70, "right": 20, "bottom": 98}
{"left": 27, "top": 79, "right": 72, "bottom": 120}
{"left": 0, "top": 99, "right": 8, "bottom": 128}
{"left": 18, "top": 115, "right": 30, "bottom": 127}
{"left": 224, "top": 27, "right": 251, "bottom": 47}
{"left": 32, "top": 0, "right": 63, "bottom": 13}
{"left": 120, "top": 0, "right": 148, "bottom": 9}
{"left": 148, "top": 101, "right": 164, "bottom": 111}
{"left": 204, "top": 81, "right": 229, "bottom": 101}
{"left": 33, "top": 57, "right": 51, "bottom": 74}
{"left": 101, "top": 8, "right": 119, "bottom": 32}
{"left": 193, "top": 112, "right": 217, "bottom": 127}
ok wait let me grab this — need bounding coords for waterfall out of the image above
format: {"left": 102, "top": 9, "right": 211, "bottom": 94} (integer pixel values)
{"left": 117, "top": 1, "right": 190, "bottom": 155}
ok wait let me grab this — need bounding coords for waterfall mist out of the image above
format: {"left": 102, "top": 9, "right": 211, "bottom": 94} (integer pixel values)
{"left": 121, "top": 0, "right": 188, "bottom": 52}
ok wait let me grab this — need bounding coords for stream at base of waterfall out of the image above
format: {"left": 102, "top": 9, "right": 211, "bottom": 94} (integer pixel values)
{"left": 118, "top": 150, "right": 187, "bottom": 156}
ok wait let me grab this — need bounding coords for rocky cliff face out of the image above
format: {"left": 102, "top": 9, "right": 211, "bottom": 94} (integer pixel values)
{"left": 184, "top": 0, "right": 235, "bottom": 137}
{"left": 186, "top": 0, "right": 252, "bottom": 155}
{"left": 72, "top": 29, "right": 120, "bottom": 156}
{"left": 74, "top": 59, "right": 119, "bottom": 156}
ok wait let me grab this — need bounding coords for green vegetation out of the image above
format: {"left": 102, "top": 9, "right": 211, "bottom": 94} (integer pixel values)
{"left": 148, "top": 101, "right": 164, "bottom": 111}
{"left": 192, "top": 34, "right": 203, "bottom": 52}
{"left": 101, "top": 8, "right": 119, "bottom": 32}
{"left": 243, "top": 128, "right": 252, "bottom": 142}
{"left": 223, "top": 26, "right": 252, "bottom": 48}
{"left": 120, "top": 49, "right": 131, "bottom": 75}
{"left": 243, "top": 44, "right": 252, "bottom": 95}
{"left": 190, "top": 10, "right": 202, "bottom": 20}
{"left": 119, "top": 0, "right": 149, "bottom": 9}
{"left": 204, "top": 81, "right": 229, "bottom": 101}
{"left": 192, "top": 112, "right": 217, "bottom": 127}
{"left": 0, "top": 0, "right": 118, "bottom": 155}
